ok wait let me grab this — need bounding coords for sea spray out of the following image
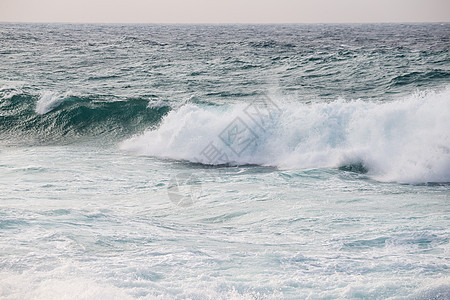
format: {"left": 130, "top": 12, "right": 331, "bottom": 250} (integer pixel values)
{"left": 121, "top": 88, "right": 450, "bottom": 183}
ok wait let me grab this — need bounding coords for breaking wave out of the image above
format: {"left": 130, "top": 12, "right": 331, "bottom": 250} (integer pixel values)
{"left": 121, "top": 87, "right": 450, "bottom": 184}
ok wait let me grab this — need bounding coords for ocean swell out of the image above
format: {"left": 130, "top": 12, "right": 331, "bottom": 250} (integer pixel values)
{"left": 0, "top": 89, "right": 170, "bottom": 144}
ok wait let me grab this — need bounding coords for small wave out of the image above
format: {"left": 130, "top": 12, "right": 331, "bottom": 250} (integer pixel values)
{"left": 390, "top": 69, "right": 450, "bottom": 87}
{"left": 87, "top": 75, "right": 120, "bottom": 81}
{"left": 248, "top": 40, "right": 296, "bottom": 48}
{"left": 121, "top": 87, "right": 450, "bottom": 184}
{"left": 0, "top": 85, "right": 23, "bottom": 100}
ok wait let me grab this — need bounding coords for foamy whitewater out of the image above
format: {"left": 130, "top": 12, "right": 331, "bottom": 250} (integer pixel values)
{"left": 1, "top": 23, "right": 449, "bottom": 299}
{"left": 121, "top": 88, "right": 450, "bottom": 184}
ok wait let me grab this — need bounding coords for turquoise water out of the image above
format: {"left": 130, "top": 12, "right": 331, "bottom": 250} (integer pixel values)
{"left": 0, "top": 23, "right": 449, "bottom": 299}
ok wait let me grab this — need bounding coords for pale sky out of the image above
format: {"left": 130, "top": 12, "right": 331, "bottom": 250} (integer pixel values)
{"left": 1, "top": 0, "right": 449, "bottom": 23}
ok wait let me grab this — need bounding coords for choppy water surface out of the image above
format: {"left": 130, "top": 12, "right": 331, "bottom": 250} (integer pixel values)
{"left": 1, "top": 23, "right": 449, "bottom": 299}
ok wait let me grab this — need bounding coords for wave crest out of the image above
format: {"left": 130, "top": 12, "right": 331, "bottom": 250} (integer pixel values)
{"left": 35, "top": 91, "right": 75, "bottom": 115}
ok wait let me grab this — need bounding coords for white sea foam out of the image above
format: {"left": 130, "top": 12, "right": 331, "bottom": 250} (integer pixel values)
{"left": 35, "top": 91, "right": 74, "bottom": 115}
{"left": 0, "top": 270, "right": 134, "bottom": 300}
{"left": 121, "top": 88, "right": 450, "bottom": 184}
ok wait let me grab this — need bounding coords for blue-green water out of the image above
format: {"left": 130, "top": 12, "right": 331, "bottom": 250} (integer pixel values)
{"left": 0, "top": 23, "right": 449, "bottom": 299}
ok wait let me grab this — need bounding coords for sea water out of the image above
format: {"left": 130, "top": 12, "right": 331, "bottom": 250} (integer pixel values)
{"left": 0, "top": 23, "right": 449, "bottom": 299}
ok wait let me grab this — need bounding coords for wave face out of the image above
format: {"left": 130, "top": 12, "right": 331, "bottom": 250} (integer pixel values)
{"left": 121, "top": 88, "right": 450, "bottom": 184}
{"left": 0, "top": 87, "right": 170, "bottom": 144}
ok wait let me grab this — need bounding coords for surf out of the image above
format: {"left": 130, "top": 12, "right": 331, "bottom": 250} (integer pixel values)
{"left": 121, "top": 87, "right": 450, "bottom": 184}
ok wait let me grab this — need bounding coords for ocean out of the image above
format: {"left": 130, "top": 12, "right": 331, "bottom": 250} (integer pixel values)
{"left": 0, "top": 23, "right": 449, "bottom": 299}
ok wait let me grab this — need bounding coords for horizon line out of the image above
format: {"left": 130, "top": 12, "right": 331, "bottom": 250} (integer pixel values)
{"left": 1, "top": 21, "right": 449, "bottom": 25}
